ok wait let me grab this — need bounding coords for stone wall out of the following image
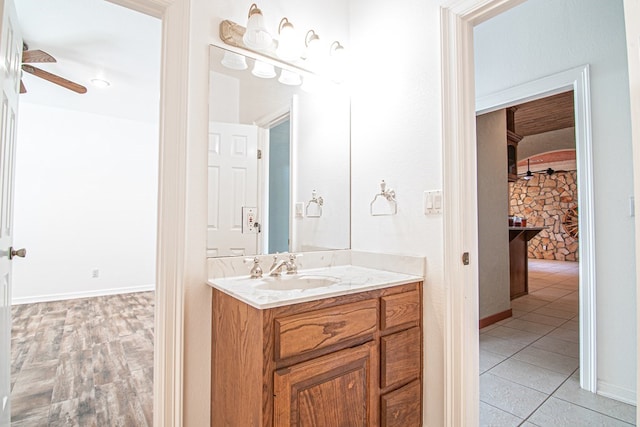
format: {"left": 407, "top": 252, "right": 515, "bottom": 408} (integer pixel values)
{"left": 509, "top": 171, "right": 579, "bottom": 261}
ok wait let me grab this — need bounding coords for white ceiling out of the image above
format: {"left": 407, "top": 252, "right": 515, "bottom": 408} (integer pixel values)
{"left": 15, "top": 0, "right": 161, "bottom": 123}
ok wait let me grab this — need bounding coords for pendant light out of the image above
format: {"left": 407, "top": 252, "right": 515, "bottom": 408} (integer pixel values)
{"left": 523, "top": 159, "right": 534, "bottom": 180}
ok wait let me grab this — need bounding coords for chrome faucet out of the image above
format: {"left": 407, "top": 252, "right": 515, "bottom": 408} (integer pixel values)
{"left": 268, "top": 254, "right": 299, "bottom": 276}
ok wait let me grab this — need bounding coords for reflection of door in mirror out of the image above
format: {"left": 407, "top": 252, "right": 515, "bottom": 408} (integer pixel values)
{"left": 267, "top": 118, "right": 291, "bottom": 253}
{"left": 207, "top": 122, "right": 259, "bottom": 257}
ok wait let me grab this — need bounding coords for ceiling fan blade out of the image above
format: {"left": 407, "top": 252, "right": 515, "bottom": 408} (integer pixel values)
{"left": 20, "top": 80, "right": 26, "bottom": 94}
{"left": 22, "top": 64, "right": 87, "bottom": 94}
{"left": 22, "top": 49, "right": 56, "bottom": 64}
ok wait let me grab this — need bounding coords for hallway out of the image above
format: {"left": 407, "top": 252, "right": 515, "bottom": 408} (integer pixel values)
{"left": 480, "top": 260, "right": 636, "bottom": 425}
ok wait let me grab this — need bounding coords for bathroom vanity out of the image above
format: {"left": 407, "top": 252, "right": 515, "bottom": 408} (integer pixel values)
{"left": 208, "top": 262, "right": 423, "bottom": 427}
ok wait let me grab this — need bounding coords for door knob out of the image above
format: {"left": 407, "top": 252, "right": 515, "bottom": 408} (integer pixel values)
{"left": 9, "top": 247, "right": 26, "bottom": 260}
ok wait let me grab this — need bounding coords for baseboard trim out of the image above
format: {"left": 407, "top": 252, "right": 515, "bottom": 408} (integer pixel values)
{"left": 479, "top": 309, "right": 513, "bottom": 329}
{"left": 11, "top": 284, "right": 156, "bottom": 305}
{"left": 597, "top": 380, "right": 637, "bottom": 406}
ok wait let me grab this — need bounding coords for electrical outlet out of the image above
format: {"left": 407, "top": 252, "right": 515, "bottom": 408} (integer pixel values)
{"left": 242, "top": 207, "right": 259, "bottom": 234}
{"left": 92, "top": 269, "right": 99, "bottom": 278}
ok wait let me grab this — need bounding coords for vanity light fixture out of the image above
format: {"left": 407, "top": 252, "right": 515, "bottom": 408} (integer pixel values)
{"left": 243, "top": 3, "right": 272, "bottom": 50}
{"left": 251, "top": 59, "right": 276, "bottom": 79}
{"left": 221, "top": 50, "right": 248, "bottom": 70}
{"left": 276, "top": 17, "right": 298, "bottom": 61}
{"left": 90, "top": 78, "right": 110, "bottom": 88}
{"left": 219, "top": 15, "right": 348, "bottom": 84}
{"left": 523, "top": 159, "right": 534, "bottom": 180}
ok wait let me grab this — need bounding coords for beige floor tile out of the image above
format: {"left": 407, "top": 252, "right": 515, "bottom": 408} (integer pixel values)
{"left": 531, "top": 336, "right": 579, "bottom": 358}
{"left": 480, "top": 350, "right": 507, "bottom": 374}
{"left": 518, "top": 312, "right": 568, "bottom": 327}
{"left": 480, "top": 373, "right": 548, "bottom": 419}
{"left": 532, "top": 306, "right": 577, "bottom": 320}
{"left": 480, "top": 334, "right": 529, "bottom": 357}
{"left": 488, "top": 358, "right": 569, "bottom": 394}
{"left": 499, "top": 318, "right": 556, "bottom": 335}
{"left": 483, "top": 326, "right": 543, "bottom": 345}
{"left": 480, "top": 401, "right": 523, "bottom": 427}
{"left": 512, "top": 346, "right": 579, "bottom": 375}
{"left": 546, "top": 327, "right": 579, "bottom": 344}
{"left": 553, "top": 376, "right": 637, "bottom": 424}
{"left": 528, "top": 397, "right": 634, "bottom": 426}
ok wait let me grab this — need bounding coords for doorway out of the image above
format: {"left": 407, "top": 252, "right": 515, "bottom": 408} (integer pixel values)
{"left": 441, "top": 0, "right": 637, "bottom": 424}
{"left": 476, "top": 90, "right": 597, "bottom": 423}
{"left": 267, "top": 118, "right": 291, "bottom": 254}
{"left": 8, "top": 0, "right": 161, "bottom": 423}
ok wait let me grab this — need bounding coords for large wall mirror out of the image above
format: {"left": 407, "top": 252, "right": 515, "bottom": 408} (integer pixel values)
{"left": 207, "top": 44, "right": 350, "bottom": 257}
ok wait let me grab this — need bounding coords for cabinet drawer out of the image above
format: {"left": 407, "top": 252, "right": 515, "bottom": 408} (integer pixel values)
{"left": 380, "top": 327, "right": 421, "bottom": 389}
{"left": 275, "top": 299, "right": 378, "bottom": 361}
{"left": 381, "top": 380, "right": 421, "bottom": 427}
{"left": 381, "top": 290, "right": 420, "bottom": 331}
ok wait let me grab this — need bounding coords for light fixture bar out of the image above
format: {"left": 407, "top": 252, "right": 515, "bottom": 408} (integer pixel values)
{"left": 220, "top": 19, "right": 318, "bottom": 79}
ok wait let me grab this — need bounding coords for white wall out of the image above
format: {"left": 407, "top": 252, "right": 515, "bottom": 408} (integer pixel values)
{"left": 12, "top": 102, "right": 158, "bottom": 303}
{"left": 477, "top": 110, "right": 511, "bottom": 320}
{"left": 292, "top": 91, "right": 350, "bottom": 252}
{"left": 349, "top": 1, "right": 446, "bottom": 424}
{"left": 475, "top": 0, "right": 637, "bottom": 402}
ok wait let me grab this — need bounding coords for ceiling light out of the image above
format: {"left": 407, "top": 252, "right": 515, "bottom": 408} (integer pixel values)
{"left": 276, "top": 18, "right": 298, "bottom": 61}
{"left": 278, "top": 69, "right": 301, "bottom": 86}
{"left": 243, "top": 3, "right": 272, "bottom": 50}
{"left": 90, "top": 78, "right": 110, "bottom": 88}
{"left": 221, "top": 51, "right": 248, "bottom": 70}
{"left": 251, "top": 60, "right": 276, "bottom": 79}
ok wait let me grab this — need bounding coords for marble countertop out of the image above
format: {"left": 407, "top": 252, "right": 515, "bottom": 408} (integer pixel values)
{"left": 207, "top": 264, "right": 423, "bottom": 309}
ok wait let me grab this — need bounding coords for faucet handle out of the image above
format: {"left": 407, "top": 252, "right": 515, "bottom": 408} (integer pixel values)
{"left": 270, "top": 255, "right": 279, "bottom": 270}
{"left": 286, "top": 253, "right": 299, "bottom": 274}
{"left": 248, "top": 257, "right": 263, "bottom": 278}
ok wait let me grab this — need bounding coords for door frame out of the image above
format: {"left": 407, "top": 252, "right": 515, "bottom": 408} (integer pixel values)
{"left": 476, "top": 66, "right": 597, "bottom": 393}
{"left": 107, "top": 0, "right": 188, "bottom": 425}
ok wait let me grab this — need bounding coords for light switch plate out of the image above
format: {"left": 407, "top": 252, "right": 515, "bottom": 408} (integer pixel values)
{"left": 424, "top": 190, "right": 443, "bottom": 215}
{"left": 242, "top": 207, "right": 258, "bottom": 233}
{"left": 295, "top": 202, "right": 304, "bottom": 218}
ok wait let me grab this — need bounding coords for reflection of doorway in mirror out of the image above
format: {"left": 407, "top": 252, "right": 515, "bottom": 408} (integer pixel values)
{"left": 267, "top": 118, "right": 291, "bottom": 254}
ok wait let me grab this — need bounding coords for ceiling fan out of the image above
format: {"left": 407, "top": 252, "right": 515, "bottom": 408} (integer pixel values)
{"left": 21, "top": 43, "right": 87, "bottom": 94}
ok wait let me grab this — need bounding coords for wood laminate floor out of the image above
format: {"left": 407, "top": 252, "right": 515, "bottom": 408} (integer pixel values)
{"left": 10, "top": 291, "right": 154, "bottom": 426}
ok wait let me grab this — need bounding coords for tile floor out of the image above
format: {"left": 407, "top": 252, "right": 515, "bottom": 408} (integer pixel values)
{"left": 480, "top": 259, "right": 637, "bottom": 426}
{"left": 10, "top": 291, "right": 154, "bottom": 426}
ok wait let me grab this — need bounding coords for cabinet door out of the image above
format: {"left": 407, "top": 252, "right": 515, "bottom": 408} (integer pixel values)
{"left": 274, "top": 341, "right": 377, "bottom": 427}
{"left": 381, "top": 380, "right": 421, "bottom": 427}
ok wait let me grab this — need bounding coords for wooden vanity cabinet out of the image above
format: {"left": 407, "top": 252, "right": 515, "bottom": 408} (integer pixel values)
{"left": 211, "top": 281, "right": 423, "bottom": 427}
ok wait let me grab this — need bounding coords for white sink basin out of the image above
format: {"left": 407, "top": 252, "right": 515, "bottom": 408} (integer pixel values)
{"left": 254, "top": 275, "right": 340, "bottom": 291}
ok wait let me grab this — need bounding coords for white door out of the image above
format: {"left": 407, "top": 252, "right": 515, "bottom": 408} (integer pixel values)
{"left": 207, "top": 122, "right": 259, "bottom": 257}
{"left": 0, "top": 0, "right": 21, "bottom": 423}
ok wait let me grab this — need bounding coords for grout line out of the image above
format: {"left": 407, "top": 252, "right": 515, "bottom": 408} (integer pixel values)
{"left": 519, "top": 368, "right": 579, "bottom": 425}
